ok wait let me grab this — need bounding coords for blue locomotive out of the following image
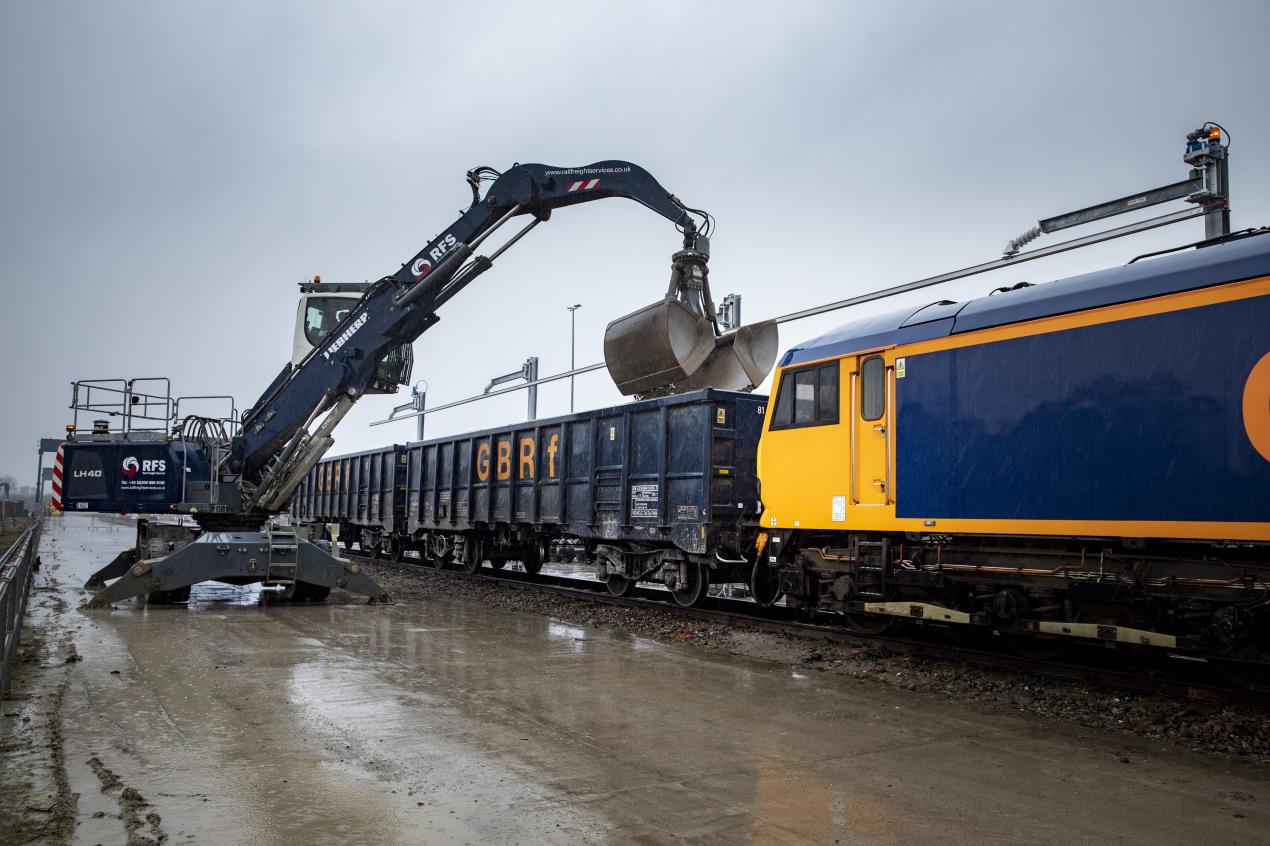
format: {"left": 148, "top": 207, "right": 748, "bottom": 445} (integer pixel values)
{"left": 757, "top": 229, "right": 1270, "bottom": 659}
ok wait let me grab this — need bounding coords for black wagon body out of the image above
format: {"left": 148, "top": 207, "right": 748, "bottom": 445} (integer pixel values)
{"left": 292, "top": 444, "right": 407, "bottom": 542}
{"left": 405, "top": 389, "right": 766, "bottom": 556}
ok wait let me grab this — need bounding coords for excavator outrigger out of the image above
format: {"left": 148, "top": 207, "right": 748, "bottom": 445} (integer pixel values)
{"left": 59, "top": 160, "right": 777, "bottom": 606}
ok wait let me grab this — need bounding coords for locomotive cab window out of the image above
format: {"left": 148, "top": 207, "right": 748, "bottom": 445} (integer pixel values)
{"left": 860, "top": 355, "right": 885, "bottom": 421}
{"left": 771, "top": 362, "right": 840, "bottom": 430}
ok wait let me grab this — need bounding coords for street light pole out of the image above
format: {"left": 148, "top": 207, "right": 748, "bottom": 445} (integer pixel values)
{"left": 567, "top": 303, "right": 581, "bottom": 413}
{"left": 412, "top": 381, "right": 428, "bottom": 441}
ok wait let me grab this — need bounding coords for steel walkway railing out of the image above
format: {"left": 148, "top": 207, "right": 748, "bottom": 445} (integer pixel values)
{"left": 1, "top": 516, "right": 43, "bottom": 703}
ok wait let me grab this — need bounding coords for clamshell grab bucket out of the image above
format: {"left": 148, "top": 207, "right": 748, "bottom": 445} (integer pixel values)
{"left": 674, "top": 319, "right": 779, "bottom": 393}
{"left": 604, "top": 298, "right": 778, "bottom": 396}
{"left": 604, "top": 242, "right": 779, "bottom": 397}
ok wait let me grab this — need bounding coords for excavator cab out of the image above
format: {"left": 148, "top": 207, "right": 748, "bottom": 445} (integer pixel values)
{"left": 603, "top": 238, "right": 778, "bottom": 397}
{"left": 295, "top": 278, "right": 413, "bottom": 394}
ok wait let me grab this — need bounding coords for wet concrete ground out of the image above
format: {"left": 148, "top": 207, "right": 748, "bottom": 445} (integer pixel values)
{"left": 3, "top": 514, "right": 1268, "bottom": 845}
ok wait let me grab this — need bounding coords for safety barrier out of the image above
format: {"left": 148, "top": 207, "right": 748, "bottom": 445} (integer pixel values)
{"left": 0, "top": 516, "right": 42, "bottom": 700}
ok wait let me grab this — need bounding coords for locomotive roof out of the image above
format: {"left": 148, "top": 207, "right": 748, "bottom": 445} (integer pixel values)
{"left": 780, "top": 229, "right": 1270, "bottom": 367}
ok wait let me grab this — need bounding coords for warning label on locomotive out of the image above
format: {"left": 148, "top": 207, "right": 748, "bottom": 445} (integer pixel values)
{"left": 631, "top": 483, "right": 659, "bottom": 518}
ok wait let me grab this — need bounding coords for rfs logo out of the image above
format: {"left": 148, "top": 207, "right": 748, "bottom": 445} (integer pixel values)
{"left": 412, "top": 234, "right": 457, "bottom": 278}
{"left": 121, "top": 456, "right": 165, "bottom": 477}
{"left": 429, "top": 233, "right": 458, "bottom": 261}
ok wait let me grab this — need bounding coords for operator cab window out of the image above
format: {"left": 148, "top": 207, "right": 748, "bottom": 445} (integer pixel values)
{"left": 304, "top": 297, "right": 354, "bottom": 347}
{"left": 771, "top": 362, "right": 840, "bottom": 430}
{"left": 860, "top": 355, "right": 885, "bottom": 420}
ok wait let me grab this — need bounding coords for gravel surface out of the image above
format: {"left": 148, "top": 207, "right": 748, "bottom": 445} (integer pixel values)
{"left": 364, "top": 559, "right": 1270, "bottom": 764}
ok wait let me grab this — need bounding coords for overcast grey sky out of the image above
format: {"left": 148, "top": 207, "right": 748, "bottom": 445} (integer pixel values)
{"left": 2, "top": 0, "right": 1268, "bottom": 488}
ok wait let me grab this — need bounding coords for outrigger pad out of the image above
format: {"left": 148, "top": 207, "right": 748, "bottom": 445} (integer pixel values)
{"left": 84, "top": 548, "right": 137, "bottom": 590}
{"left": 81, "top": 531, "right": 392, "bottom": 608}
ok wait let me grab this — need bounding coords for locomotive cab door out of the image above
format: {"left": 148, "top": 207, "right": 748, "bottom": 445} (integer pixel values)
{"left": 852, "top": 354, "right": 891, "bottom": 506}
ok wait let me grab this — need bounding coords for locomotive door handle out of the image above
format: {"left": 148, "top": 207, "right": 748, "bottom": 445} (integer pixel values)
{"left": 872, "top": 480, "right": 886, "bottom": 491}
{"left": 872, "top": 424, "right": 886, "bottom": 434}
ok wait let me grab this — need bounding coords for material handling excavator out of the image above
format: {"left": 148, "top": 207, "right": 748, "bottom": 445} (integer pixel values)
{"left": 59, "top": 160, "right": 778, "bottom": 606}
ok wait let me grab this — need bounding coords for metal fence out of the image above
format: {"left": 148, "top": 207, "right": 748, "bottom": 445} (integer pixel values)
{"left": 1, "top": 516, "right": 42, "bottom": 700}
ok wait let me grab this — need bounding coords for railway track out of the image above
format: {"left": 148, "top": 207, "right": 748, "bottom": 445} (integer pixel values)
{"left": 344, "top": 551, "right": 1270, "bottom": 710}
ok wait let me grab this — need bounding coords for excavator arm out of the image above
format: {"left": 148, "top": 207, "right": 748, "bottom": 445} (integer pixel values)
{"left": 237, "top": 161, "right": 711, "bottom": 512}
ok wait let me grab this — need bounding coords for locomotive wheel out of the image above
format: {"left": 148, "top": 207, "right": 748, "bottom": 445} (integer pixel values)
{"left": 750, "top": 561, "right": 782, "bottom": 608}
{"left": 606, "top": 574, "right": 636, "bottom": 597}
{"left": 671, "top": 564, "right": 709, "bottom": 607}
{"left": 1215, "top": 661, "right": 1270, "bottom": 695}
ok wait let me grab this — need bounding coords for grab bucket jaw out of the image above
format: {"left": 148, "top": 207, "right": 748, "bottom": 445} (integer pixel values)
{"left": 604, "top": 300, "right": 778, "bottom": 397}
{"left": 604, "top": 241, "right": 779, "bottom": 397}
{"left": 673, "top": 319, "right": 779, "bottom": 393}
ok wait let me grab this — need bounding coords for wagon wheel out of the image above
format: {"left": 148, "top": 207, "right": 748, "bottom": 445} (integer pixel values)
{"left": 750, "top": 560, "right": 782, "bottom": 608}
{"left": 387, "top": 536, "right": 405, "bottom": 564}
{"left": 606, "top": 574, "right": 636, "bottom": 597}
{"left": 671, "top": 564, "right": 709, "bottom": 607}
{"left": 363, "top": 531, "right": 382, "bottom": 560}
{"left": 521, "top": 540, "right": 544, "bottom": 577}
{"left": 461, "top": 535, "right": 484, "bottom": 575}
{"left": 430, "top": 536, "right": 452, "bottom": 569}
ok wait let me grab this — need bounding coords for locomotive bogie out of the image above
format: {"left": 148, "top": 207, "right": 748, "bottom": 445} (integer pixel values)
{"left": 763, "top": 530, "right": 1269, "bottom": 659}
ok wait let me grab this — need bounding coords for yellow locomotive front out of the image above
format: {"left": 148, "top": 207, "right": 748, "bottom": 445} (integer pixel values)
{"left": 754, "top": 232, "right": 1270, "bottom": 665}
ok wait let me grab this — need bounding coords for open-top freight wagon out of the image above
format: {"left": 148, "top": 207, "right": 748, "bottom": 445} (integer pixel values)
{"left": 290, "top": 444, "right": 407, "bottom": 558}
{"left": 292, "top": 389, "right": 766, "bottom": 604}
